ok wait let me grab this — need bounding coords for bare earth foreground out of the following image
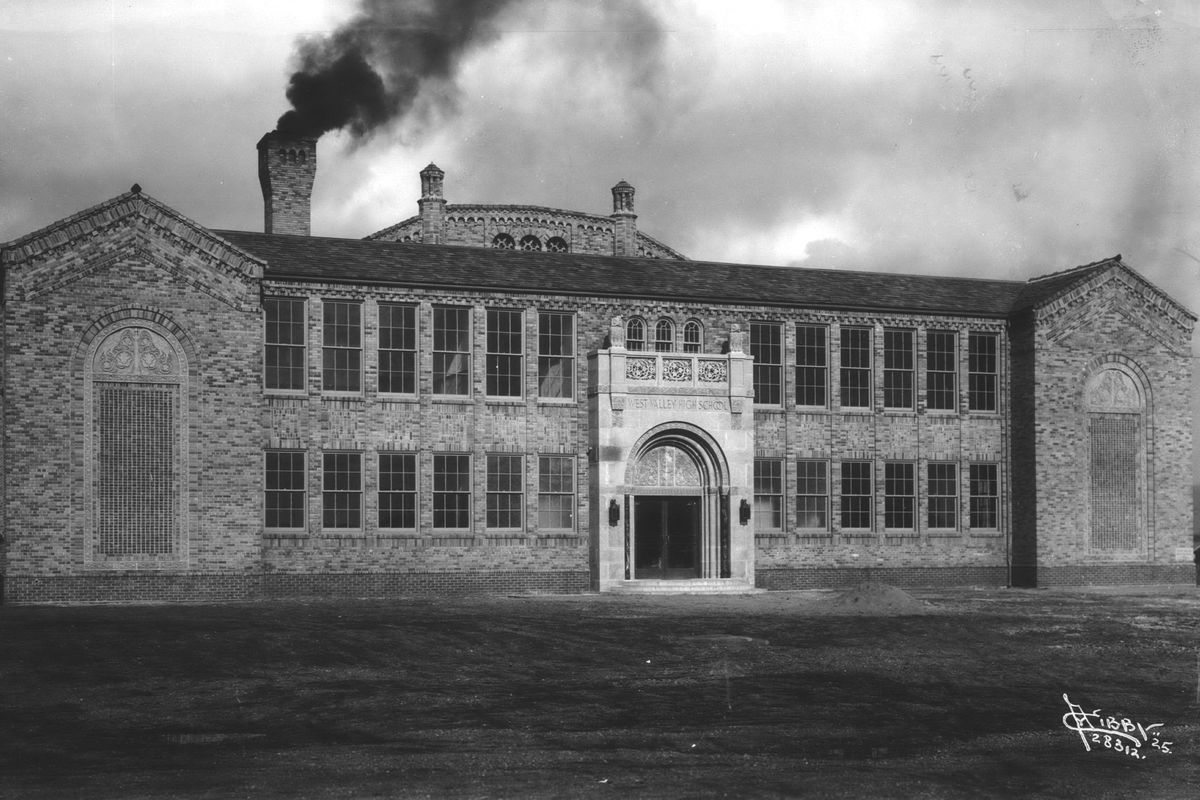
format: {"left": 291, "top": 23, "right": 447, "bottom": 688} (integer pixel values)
{"left": 1, "top": 585, "right": 1198, "bottom": 799}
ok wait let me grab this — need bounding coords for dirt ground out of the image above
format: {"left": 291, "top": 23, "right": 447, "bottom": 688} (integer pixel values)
{"left": 1, "top": 584, "right": 1198, "bottom": 799}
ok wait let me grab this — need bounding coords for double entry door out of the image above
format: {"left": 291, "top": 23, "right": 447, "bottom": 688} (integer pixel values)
{"left": 633, "top": 495, "right": 700, "bottom": 579}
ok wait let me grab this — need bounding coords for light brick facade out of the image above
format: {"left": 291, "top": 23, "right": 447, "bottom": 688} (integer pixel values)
{"left": 0, "top": 137, "right": 1193, "bottom": 603}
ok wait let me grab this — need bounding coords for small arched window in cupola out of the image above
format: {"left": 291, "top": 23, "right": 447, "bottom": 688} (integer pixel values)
{"left": 492, "top": 233, "right": 515, "bottom": 249}
{"left": 546, "top": 236, "right": 568, "bottom": 253}
{"left": 683, "top": 320, "right": 703, "bottom": 353}
{"left": 519, "top": 235, "right": 543, "bottom": 251}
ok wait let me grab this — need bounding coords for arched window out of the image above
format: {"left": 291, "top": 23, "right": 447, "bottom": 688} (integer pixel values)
{"left": 654, "top": 318, "right": 674, "bottom": 352}
{"left": 1085, "top": 365, "right": 1147, "bottom": 552}
{"left": 519, "top": 235, "right": 543, "bottom": 251}
{"left": 626, "top": 318, "right": 646, "bottom": 351}
{"left": 546, "top": 236, "right": 568, "bottom": 253}
{"left": 87, "top": 323, "right": 187, "bottom": 563}
{"left": 683, "top": 320, "right": 702, "bottom": 353}
{"left": 492, "top": 233, "right": 515, "bottom": 249}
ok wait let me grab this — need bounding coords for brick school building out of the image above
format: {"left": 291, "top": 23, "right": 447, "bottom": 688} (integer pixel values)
{"left": 0, "top": 131, "right": 1193, "bottom": 603}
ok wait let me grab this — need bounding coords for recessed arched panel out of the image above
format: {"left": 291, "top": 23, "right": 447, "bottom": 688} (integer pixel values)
{"left": 84, "top": 320, "right": 189, "bottom": 567}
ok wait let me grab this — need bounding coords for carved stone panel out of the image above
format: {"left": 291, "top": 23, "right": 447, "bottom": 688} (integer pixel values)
{"left": 1086, "top": 369, "right": 1141, "bottom": 411}
{"left": 94, "top": 328, "right": 179, "bottom": 378}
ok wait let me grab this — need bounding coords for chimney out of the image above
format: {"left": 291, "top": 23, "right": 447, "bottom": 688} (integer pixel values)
{"left": 257, "top": 131, "right": 317, "bottom": 236}
{"left": 611, "top": 180, "right": 637, "bottom": 256}
{"left": 418, "top": 163, "right": 447, "bottom": 244}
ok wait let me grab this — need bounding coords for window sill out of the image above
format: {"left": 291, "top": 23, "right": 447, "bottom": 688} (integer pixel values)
{"left": 265, "top": 390, "right": 309, "bottom": 399}
{"left": 321, "top": 392, "right": 364, "bottom": 401}
{"left": 537, "top": 397, "right": 577, "bottom": 406}
{"left": 926, "top": 530, "right": 961, "bottom": 538}
{"left": 485, "top": 398, "right": 525, "bottom": 406}
{"left": 432, "top": 396, "right": 474, "bottom": 404}
{"left": 969, "top": 529, "right": 1003, "bottom": 537}
{"left": 377, "top": 394, "right": 419, "bottom": 403}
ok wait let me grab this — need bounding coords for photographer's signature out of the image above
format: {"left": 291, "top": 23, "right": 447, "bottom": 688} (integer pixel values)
{"left": 1061, "top": 694, "right": 1172, "bottom": 760}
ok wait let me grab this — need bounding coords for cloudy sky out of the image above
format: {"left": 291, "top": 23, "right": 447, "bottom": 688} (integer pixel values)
{"left": 2, "top": 0, "right": 1199, "bottom": 312}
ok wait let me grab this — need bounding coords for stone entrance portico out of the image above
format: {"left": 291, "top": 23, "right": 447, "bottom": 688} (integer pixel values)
{"left": 588, "top": 319, "right": 756, "bottom": 592}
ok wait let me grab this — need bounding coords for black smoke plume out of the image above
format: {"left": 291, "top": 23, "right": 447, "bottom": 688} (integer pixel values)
{"left": 275, "top": 0, "right": 514, "bottom": 138}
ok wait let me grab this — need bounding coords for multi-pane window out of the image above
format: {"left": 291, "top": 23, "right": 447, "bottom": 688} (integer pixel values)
{"left": 753, "top": 459, "right": 784, "bottom": 530}
{"left": 840, "top": 461, "right": 872, "bottom": 529}
{"left": 682, "top": 320, "right": 702, "bottom": 353}
{"left": 265, "top": 450, "right": 305, "bottom": 529}
{"left": 926, "top": 330, "right": 957, "bottom": 411}
{"left": 264, "top": 298, "right": 306, "bottom": 391}
{"left": 795, "top": 324, "right": 827, "bottom": 407}
{"left": 750, "top": 323, "right": 782, "bottom": 406}
{"left": 796, "top": 460, "right": 829, "bottom": 530}
{"left": 322, "top": 452, "right": 362, "bottom": 529}
{"left": 378, "top": 304, "right": 416, "bottom": 395}
{"left": 486, "top": 308, "right": 522, "bottom": 398}
{"left": 840, "top": 327, "right": 872, "bottom": 409}
{"left": 884, "top": 462, "right": 915, "bottom": 530}
{"left": 928, "top": 463, "right": 958, "bottom": 529}
{"left": 378, "top": 452, "right": 417, "bottom": 530}
{"left": 969, "top": 463, "right": 999, "bottom": 529}
{"left": 486, "top": 454, "right": 523, "bottom": 529}
{"left": 626, "top": 318, "right": 646, "bottom": 351}
{"left": 538, "top": 312, "right": 574, "bottom": 399}
{"left": 433, "top": 453, "right": 471, "bottom": 529}
{"left": 654, "top": 319, "right": 674, "bottom": 352}
{"left": 433, "top": 307, "right": 471, "bottom": 396}
{"left": 883, "top": 329, "right": 915, "bottom": 410}
{"left": 968, "top": 333, "right": 998, "bottom": 412}
{"left": 322, "top": 301, "right": 362, "bottom": 393}
{"left": 538, "top": 456, "right": 575, "bottom": 530}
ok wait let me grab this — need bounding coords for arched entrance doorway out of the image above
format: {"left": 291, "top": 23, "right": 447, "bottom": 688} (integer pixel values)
{"left": 623, "top": 425, "right": 730, "bottom": 581}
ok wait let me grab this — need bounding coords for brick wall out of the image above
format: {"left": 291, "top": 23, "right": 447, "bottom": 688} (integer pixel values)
{"left": 1015, "top": 267, "right": 1195, "bottom": 587}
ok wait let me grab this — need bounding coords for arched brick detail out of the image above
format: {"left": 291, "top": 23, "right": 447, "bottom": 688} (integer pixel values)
{"left": 75, "top": 306, "right": 200, "bottom": 379}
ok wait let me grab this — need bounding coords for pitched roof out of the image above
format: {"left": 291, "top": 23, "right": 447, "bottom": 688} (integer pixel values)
{"left": 214, "top": 229, "right": 1027, "bottom": 318}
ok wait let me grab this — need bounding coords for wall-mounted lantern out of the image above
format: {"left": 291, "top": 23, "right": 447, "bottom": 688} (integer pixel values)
{"left": 739, "top": 498, "right": 751, "bottom": 525}
{"left": 608, "top": 498, "right": 621, "bottom": 527}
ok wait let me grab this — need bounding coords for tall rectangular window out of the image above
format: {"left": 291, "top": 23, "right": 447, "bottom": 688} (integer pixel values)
{"left": 840, "top": 461, "right": 872, "bottom": 529}
{"left": 265, "top": 450, "right": 306, "bottom": 529}
{"left": 433, "top": 307, "right": 471, "bottom": 396}
{"left": 378, "top": 452, "right": 417, "bottom": 530}
{"left": 754, "top": 459, "right": 784, "bottom": 530}
{"left": 883, "top": 329, "right": 914, "bottom": 410}
{"left": 486, "top": 308, "right": 523, "bottom": 398}
{"left": 796, "top": 460, "right": 828, "bottom": 530}
{"left": 795, "top": 324, "right": 827, "bottom": 407}
{"left": 750, "top": 323, "right": 782, "bottom": 405}
{"left": 928, "top": 463, "right": 958, "bottom": 530}
{"left": 538, "top": 456, "right": 575, "bottom": 530}
{"left": 433, "top": 453, "right": 471, "bottom": 529}
{"left": 379, "top": 304, "right": 416, "bottom": 395}
{"left": 322, "top": 301, "right": 362, "bottom": 393}
{"left": 538, "top": 312, "right": 575, "bottom": 399}
{"left": 840, "top": 327, "right": 872, "bottom": 409}
{"left": 323, "top": 452, "right": 361, "bottom": 529}
{"left": 264, "top": 298, "right": 306, "bottom": 392}
{"left": 926, "top": 330, "right": 957, "bottom": 411}
{"left": 968, "top": 333, "right": 998, "bottom": 412}
{"left": 969, "top": 463, "right": 999, "bottom": 529}
{"left": 884, "top": 462, "right": 915, "bottom": 530}
{"left": 486, "top": 454, "right": 523, "bottom": 529}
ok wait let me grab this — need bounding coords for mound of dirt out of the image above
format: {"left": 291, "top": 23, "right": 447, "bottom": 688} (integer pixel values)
{"left": 822, "top": 581, "right": 933, "bottom": 615}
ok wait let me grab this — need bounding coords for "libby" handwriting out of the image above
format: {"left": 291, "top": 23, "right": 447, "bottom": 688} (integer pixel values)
{"left": 1061, "top": 694, "right": 1172, "bottom": 760}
